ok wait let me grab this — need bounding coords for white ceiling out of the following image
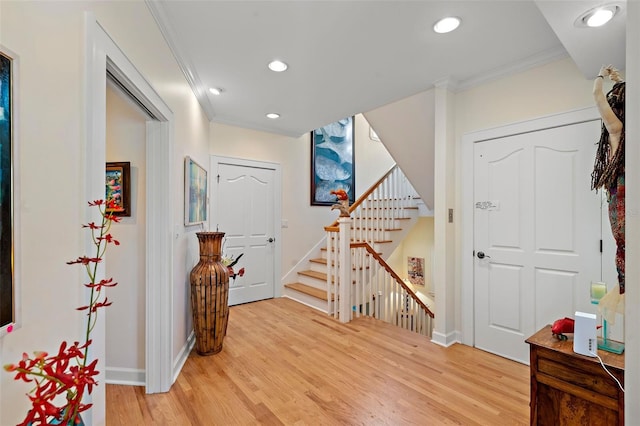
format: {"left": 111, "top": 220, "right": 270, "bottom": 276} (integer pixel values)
{"left": 147, "top": 0, "right": 626, "bottom": 138}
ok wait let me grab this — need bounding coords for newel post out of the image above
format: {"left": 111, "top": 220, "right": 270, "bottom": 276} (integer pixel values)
{"left": 338, "top": 217, "right": 352, "bottom": 323}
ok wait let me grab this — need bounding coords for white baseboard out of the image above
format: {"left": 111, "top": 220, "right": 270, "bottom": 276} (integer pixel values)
{"left": 431, "top": 330, "right": 461, "bottom": 347}
{"left": 173, "top": 331, "right": 195, "bottom": 384}
{"left": 105, "top": 367, "right": 145, "bottom": 386}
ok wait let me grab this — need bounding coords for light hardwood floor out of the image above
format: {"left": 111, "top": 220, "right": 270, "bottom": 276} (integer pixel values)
{"left": 106, "top": 298, "right": 529, "bottom": 425}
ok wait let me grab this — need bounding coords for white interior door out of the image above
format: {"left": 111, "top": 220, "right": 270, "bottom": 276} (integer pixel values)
{"left": 212, "top": 159, "right": 277, "bottom": 306}
{"left": 473, "top": 120, "right": 604, "bottom": 363}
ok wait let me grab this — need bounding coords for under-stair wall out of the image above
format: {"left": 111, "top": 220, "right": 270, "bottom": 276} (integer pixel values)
{"left": 363, "top": 90, "right": 436, "bottom": 210}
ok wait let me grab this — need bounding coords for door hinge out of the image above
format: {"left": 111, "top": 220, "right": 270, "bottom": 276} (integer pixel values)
{"left": 216, "top": 174, "right": 220, "bottom": 183}
{"left": 600, "top": 239, "right": 603, "bottom": 253}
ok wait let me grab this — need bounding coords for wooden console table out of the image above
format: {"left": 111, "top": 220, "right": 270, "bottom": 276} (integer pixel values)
{"left": 526, "top": 325, "right": 624, "bottom": 425}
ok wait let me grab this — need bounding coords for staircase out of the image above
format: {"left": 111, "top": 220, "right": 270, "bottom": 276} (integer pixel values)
{"left": 283, "top": 165, "right": 434, "bottom": 337}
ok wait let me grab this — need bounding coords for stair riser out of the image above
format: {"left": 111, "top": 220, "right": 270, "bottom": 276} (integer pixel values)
{"left": 282, "top": 291, "right": 330, "bottom": 314}
{"left": 309, "top": 262, "right": 327, "bottom": 274}
{"left": 309, "top": 263, "right": 373, "bottom": 277}
{"left": 297, "top": 275, "right": 327, "bottom": 289}
{"left": 350, "top": 218, "right": 407, "bottom": 228}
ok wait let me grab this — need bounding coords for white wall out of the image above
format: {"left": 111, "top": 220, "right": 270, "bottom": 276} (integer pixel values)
{"left": 209, "top": 114, "right": 395, "bottom": 277}
{"left": 455, "top": 57, "right": 594, "bottom": 135}
{"left": 105, "top": 82, "right": 146, "bottom": 383}
{"left": 0, "top": 2, "right": 209, "bottom": 424}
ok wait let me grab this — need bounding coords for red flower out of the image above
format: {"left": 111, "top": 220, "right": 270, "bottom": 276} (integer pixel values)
{"left": 7, "top": 200, "right": 120, "bottom": 425}
{"left": 98, "top": 234, "right": 120, "bottom": 245}
{"left": 66, "top": 257, "right": 102, "bottom": 265}
{"left": 330, "top": 189, "right": 349, "bottom": 201}
{"left": 84, "top": 278, "right": 117, "bottom": 289}
{"left": 82, "top": 222, "right": 102, "bottom": 230}
{"left": 90, "top": 298, "right": 113, "bottom": 312}
{"left": 105, "top": 214, "right": 121, "bottom": 223}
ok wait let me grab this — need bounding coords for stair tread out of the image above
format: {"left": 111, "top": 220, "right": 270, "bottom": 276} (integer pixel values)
{"left": 285, "top": 282, "right": 334, "bottom": 301}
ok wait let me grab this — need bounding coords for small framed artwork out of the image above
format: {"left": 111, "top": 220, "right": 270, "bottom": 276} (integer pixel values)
{"left": 184, "top": 156, "right": 208, "bottom": 225}
{"left": 105, "top": 162, "right": 131, "bottom": 216}
{"left": 407, "top": 256, "right": 425, "bottom": 286}
{"left": 310, "top": 116, "right": 355, "bottom": 206}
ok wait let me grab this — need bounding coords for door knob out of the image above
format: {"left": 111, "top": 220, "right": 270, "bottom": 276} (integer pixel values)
{"left": 267, "top": 237, "right": 275, "bottom": 243}
{"left": 477, "top": 251, "right": 491, "bottom": 259}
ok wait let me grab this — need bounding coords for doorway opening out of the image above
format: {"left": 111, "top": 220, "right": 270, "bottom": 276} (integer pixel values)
{"left": 86, "top": 14, "right": 174, "bottom": 407}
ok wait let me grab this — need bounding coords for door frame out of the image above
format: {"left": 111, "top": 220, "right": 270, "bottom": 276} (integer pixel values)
{"left": 85, "top": 13, "right": 174, "bottom": 411}
{"left": 460, "top": 106, "right": 600, "bottom": 347}
{"left": 210, "top": 156, "right": 283, "bottom": 299}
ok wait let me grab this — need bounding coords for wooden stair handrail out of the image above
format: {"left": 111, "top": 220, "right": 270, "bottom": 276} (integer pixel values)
{"left": 351, "top": 242, "right": 435, "bottom": 318}
{"left": 328, "top": 164, "right": 397, "bottom": 228}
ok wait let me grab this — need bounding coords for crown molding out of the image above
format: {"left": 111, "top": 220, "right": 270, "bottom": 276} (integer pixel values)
{"left": 145, "top": 0, "right": 216, "bottom": 121}
{"left": 455, "top": 46, "right": 569, "bottom": 92}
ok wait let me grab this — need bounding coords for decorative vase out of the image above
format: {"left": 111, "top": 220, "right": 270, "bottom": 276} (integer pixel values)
{"left": 190, "top": 231, "right": 230, "bottom": 355}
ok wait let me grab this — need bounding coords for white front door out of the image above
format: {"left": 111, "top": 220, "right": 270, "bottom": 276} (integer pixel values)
{"left": 212, "top": 158, "right": 277, "bottom": 306}
{"left": 473, "top": 120, "right": 603, "bottom": 363}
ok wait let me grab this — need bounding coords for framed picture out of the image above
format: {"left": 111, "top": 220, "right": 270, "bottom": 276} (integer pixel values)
{"left": 0, "top": 48, "right": 14, "bottom": 333}
{"left": 105, "top": 162, "right": 131, "bottom": 216}
{"left": 407, "top": 256, "right": 425, "bottom": 286}
{"left": 184, "top": 156, "right": 208, "bottom": 225}
{"left": 310, "top": 116, "right": 355, "bottom": 206}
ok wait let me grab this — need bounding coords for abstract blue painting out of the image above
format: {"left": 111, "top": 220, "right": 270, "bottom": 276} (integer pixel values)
{"left": 0, "top": 51, "right": 13, "bottom": 329}
{"left": 310, "top": 116, "right": 355, "bottom": 205}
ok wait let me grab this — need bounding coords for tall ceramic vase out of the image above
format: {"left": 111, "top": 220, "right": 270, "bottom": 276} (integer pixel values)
{"left": 190, "top": 231, "right": 230, "bottom": 355}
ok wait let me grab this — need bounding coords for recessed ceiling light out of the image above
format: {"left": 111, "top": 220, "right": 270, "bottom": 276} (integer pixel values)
{"left": 433, "top": 17, "right": 461, "bottom": 34}
{"left": 268, "top": 60, "right": 288, "bottom": 72}
{"left": 575, "top": 4, "right": 619, "bottom": 28}
{"left": 209, "top": 87, "right": 222, "bottom": 95}
{"left": 266, "top": 113, "right": 280, "bottom": 119}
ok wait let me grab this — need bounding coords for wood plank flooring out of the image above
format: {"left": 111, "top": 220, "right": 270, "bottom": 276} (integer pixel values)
{"left": 106, "top": 298, "right": 529, "bottom": 425}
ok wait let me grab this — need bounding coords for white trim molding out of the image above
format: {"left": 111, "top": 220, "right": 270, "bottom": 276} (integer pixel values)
{"left": 85, "top": 14, "right": 175, "bottom": 413}
{"left": 431, "top": 330, "right": 461, "bottom": 348}
{"left": 105, "top": 368, "right": 146, "bottom": 386}
{"left": 173, "top": 331, "right": 196, "bottom": 383}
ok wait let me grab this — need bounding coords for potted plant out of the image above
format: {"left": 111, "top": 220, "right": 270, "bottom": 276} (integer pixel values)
{"left": 4, "top": 200, "right": 121, "bottom": 425}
